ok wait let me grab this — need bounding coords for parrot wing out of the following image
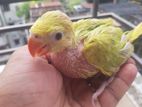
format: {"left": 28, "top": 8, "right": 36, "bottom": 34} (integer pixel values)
{"left": 73, "top": 18, "right": 114, "bottom": 44}
{"left": 82, "top": 22, "right": 142, "bottom": 76}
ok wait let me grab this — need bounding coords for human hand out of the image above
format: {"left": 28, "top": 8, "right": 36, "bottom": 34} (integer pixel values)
{"left": 0, "top": 46, "right": 137, "bottom": 107}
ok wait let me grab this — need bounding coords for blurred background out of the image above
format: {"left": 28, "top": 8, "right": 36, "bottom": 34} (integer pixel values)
{"left": 0, "top": 0, "right": 142, "bottom": 107}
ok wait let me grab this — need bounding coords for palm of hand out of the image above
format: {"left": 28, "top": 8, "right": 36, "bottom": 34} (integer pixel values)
{"left": 1, "top": 46, "right": 137, "bottom": 107}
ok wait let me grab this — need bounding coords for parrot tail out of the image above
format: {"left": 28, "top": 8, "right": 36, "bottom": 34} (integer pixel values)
{"left": 129, "top": 23, "right": 142, "bottom": 42}
{"left": 121, "top": 23, "right": 142, "bottom": 43}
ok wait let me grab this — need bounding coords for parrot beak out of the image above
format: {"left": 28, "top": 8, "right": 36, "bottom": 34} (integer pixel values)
{"left": 28, "top": 37, "right": 48, "bottom": 57}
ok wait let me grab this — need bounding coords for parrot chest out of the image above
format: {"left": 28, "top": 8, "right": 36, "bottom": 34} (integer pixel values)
{"left": 48, "top": 46, "right": 98, "bottom": 78}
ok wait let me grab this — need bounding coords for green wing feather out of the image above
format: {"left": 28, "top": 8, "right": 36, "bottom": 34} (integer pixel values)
{"left": 83, "top": 25, "right": 127, "bottom": 76}
{"left": 74, "top": 18, "right": 142, "bottom": 76}
{"left": 73, "top": 18, "right": 114, "bottom": 44}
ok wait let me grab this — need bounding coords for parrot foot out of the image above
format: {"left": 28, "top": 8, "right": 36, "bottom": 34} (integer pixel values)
{"left": 92, "top": 76, "right": 114, "bottom": 106}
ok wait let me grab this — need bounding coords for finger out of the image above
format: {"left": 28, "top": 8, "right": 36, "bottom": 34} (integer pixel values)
{"left": 3, "top": 46, "right": 55, "bottom": 74}
{"left": 120, "top": 58, "right": 136, "bottom": 69}
{"left": 99, "top": 63, "right": 137, "bottom": 107}
{"left": 126, "top": 58, "right": 136, "bottom": 65}
{"left": 11, "top": 46, "right": 45, "bottom": 62}
{"left": 117, "top": 63, "right": 137, "bottom": 86}
{"left": 8, "top": 45, "right": 50, "bottom": 65}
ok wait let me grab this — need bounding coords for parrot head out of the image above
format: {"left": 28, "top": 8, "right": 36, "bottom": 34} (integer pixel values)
{"left": 28, "top": 11, "right": 74, "bottom": 57}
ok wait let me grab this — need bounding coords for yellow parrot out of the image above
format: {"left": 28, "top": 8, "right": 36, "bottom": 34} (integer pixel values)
{"left": 28, "top": 10, "right": 142, "bottom": 78}
{"left": 28, "top": 10, "right": 142, "bottom": 104}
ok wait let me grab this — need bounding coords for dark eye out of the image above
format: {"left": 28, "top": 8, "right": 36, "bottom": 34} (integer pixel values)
{"left": 35, "top": 35, "right": 38, "bottom": 38}
{"left": 55, "top": 32, "right": 62, "bottom": 40}
{"left": 34, "top": 35, "right": 39, "bottom": 39}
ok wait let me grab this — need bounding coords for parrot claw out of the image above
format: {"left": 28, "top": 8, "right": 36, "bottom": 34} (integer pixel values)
{"left": 92, "top": 76, "right": 114, "bottom": 107}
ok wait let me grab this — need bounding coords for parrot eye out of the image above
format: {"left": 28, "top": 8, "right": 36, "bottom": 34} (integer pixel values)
{"left": 33, "top": 34, "right": 39, "bottom": 39}
{"left": 35, "top": 35, "right": 38, "bottom": 38}
{"left": 55, "top": 32, "right": 62, "bottom": 40}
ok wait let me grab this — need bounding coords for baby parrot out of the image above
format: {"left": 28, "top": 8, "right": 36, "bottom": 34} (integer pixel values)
{"left": 28, "top": 11, "right": 142, "bottom": 105}
{"left": 28, "top": 10, "right": 142, "bottom": 79}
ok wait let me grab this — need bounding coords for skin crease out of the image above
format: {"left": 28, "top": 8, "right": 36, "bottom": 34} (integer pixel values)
{"left": 0, "top": 46, "right": 137, "bottom": 107}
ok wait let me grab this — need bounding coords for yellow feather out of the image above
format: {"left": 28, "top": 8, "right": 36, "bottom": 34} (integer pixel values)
{"left": 129, "top": 23, "right": 142, "bottom": 42}
{"left": 30, "top": 10, "right": 72, "bottom": 36}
